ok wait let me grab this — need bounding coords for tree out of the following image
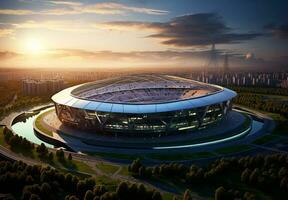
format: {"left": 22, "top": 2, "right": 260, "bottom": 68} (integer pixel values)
{"left": 94, "top": 186, "right": 107, "bottom": 196}
{"left": 40, "top": 182, "right": 52, "bottom": 199}
{"left": 56, "top": 149, "right": 65, "bottom": 161}
{"left": 249, "top": 168, "right": 260, "bottom": 185}
{"left": 29, "top": 194, "right": 41, "bottom": 200}
{"left": 215, "top": 186, "right": 226, "bottom": 200}
{"left": 152, "top": 166, "right": 160, "bottom": 176}
{"left": 36, "top": 143, "right": 48, "bottom": 158}
{"left": 138, "top": 166, "right": 146, "bottom": 177}
{"left": 68, "top": 195, "right": 79, "bottom": 200}
{"left": 68, "top": 153, "right": 72, "bottom": 161}
{"left": 77, "top": 180, "right": 87, "bottom": 198}
{"left": 48, "top": 152, "right": 54, "bottom": 161}
{"left": 116, "top": 181, "right": 129, "bottom": 200}
{"left": 241, "top": 168, "right": 251, "bottom": 183}
{"left": 84, "top": 190, "right": 94, "bottom": 200}
{"left": 138, "top": 184, "right": 147, "bottom": 200}
{"left": 183, "top": 189, "right": 192, "bottom": 200}
{"left": 3, "top": 126, "right": 13, "bottom": 142}
{"left": 129, "top": 159, "right": 142, "bottom": 173}
{"left": 152, "top": 191, "right": 162, "bottom": 200}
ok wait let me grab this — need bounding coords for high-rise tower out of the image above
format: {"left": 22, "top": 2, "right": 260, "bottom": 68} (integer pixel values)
{"left": 223, "top": 53, "right": 229, "bottom": 72}
{"left": 205, "top": 44, "right": 218, "bottom": 71}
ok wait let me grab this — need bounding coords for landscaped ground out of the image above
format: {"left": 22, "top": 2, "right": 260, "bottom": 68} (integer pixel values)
{"left": 34, "top": 109, "right": 54, "bottom": 136}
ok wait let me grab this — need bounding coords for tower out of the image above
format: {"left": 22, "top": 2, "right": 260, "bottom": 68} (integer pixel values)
{"left": 205, "top": 44, "right": 218, "bottom": 72}
{"left": 223, "top": 53, "right": 229, "bottom": 72}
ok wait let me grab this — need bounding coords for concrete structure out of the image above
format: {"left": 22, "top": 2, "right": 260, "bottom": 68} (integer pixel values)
{"left": 52, "top": 74, "right": 237, "bottom": 136}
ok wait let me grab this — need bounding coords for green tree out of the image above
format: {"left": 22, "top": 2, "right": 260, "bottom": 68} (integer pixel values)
{"left": 215, "top": 186, "right": 226, "bottom": 200}
{"left": 68, "top": 153, "right": 72, "bottom": 161}
{"left": 116, "top": 181, "right": 129, "bottom": 200}
{"left": 183, "top": 189, "right": 192, "bottom": 200}
{"left": 152, "top": 191, "right": 162, "bottom": 200}
{"left": 84, "top": 190, "right": 94, "bottom": 200}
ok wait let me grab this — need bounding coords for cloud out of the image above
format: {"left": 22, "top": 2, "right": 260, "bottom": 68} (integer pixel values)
{"left": 48, "top": 1, "right": 82, "bottom": 7}
{"left": 0, "top": 24, "right": 15, "bottom": 37}
{"left": 0, "top": 2, "right": 168, "bottom": 16}
{"left": 264, "top": 23, "right": 288, "bottom": 39}
{"left": 0, "top": 48, "right": 282, "bottom": 70}
{"left": 0, "top": 51, "right": 19, "bottom": 59}
{"left": 14, "top": 20, "right": 95, "bottom": 32}
{"left": 49, "top": 49, "right": 209, "bottom": 60}
{"left": 103, "top": 13, "right": 261, "bottom": 47}
{"left": 0, "top": 9, "right": 35, "bottom": 15}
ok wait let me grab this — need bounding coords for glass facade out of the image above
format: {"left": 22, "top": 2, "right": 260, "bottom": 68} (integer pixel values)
{"left": 54, "top": 100, "right": 232, "bottom": 136}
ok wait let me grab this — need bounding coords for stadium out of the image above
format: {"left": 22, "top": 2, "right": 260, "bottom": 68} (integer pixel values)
{"left": 51, "top": 74, "right": 237, "bottom": 136}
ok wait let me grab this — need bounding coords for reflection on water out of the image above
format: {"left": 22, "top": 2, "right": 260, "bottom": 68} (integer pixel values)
{"left": 12, "top": 109, "right": 53, "bottom": 148}
{"left": 250, "top": 120, "right": 264, "bottom": 135}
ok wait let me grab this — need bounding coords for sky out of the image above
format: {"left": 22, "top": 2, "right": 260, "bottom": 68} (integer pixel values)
{"left": 0, "top": 0, "right": 287, "bottom": 70}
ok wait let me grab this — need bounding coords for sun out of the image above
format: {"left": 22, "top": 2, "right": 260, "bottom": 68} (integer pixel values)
{"left": 24, "top": 38, "right": 45, "bottom": 54}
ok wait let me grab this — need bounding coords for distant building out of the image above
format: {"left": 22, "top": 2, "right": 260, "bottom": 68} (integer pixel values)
{"left": 22, "top": 78, "right": 64, "bottom": 96}
{"left": 280, "top": 80, "right": 288, "bottom": 88}
{"left": 223, "top": 53, "right": 229, "bottom": 72}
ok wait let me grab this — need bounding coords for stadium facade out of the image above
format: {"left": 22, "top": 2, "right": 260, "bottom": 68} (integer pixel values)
{"left": 52, "top": 74, "right": 237, "bottom": 136}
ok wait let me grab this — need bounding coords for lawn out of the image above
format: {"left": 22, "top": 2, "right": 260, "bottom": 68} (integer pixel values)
{"left": 34, "top": 110, "right": 53, "bottom": 136}
{"left": 96, "top": 162, "right": 120, "bottom": 174}
{"left": 118, "top": 165, "right": 130, "bottom": 176}
{"left": 72, "top": 160, "right": 95, "bottom": 174}
{"left": 95, "top": 175, "right": 120, "bottom": 191}
{"left": 86, "top": 151, "right": 143, "bottom": 160}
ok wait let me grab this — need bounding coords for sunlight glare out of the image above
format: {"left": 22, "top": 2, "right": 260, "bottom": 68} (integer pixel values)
{"left": 24, "top": 38, "right": 45, "bottom": 54}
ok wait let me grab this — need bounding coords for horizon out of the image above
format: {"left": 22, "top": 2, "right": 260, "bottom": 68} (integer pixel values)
{"left": 0, "top": 0, "right": 287, "bottom": 70}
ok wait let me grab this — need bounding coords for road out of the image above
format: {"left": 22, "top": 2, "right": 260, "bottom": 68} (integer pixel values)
{"left": 0, "top": 144, "right": 43, "bottom": 166}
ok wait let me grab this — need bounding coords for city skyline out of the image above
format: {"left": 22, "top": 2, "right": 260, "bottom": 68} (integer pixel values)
{"left": 0, "top": 0, "right": 287, "bottom": 70}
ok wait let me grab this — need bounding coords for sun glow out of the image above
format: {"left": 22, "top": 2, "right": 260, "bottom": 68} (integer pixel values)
{"left": 23, "top": 38, "right": 45, "bottom": 54}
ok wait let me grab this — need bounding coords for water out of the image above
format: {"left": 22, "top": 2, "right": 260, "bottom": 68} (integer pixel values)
{"left": 11, "top": 109, "right": 53, "bottom": 148}
{"left": 250, "top": 120, "right": 264, "bottom": 135}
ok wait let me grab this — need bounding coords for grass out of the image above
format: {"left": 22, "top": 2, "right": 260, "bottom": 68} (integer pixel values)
{"left": 253, "top": 135, "right": 278, "bottom": 145}
{"left": 162, "top": 192, "right": 179, "bottom": 200}
{"left": 215, "top": 144, "right": 252, "bottom": 155}
{"left": 34, "top": 110, "right": 53, "bottom": 136}
{"left": 49, "top": 156, "right": 95, "bottom": 174}
{"left": 118, "top": 165, "right": 130, "bottom": 176}
{"left": 86, "top": 151, "right": 143, "bottom": 160}
{"left": 95, "top": 175, "right": 120, "bottom": 191}
{"left": 147, "top": 151, "right": 214, "bottom": 161}
{"left": 72, "top": 160, "right": 95, "bottom": 174}
{"left": 96, "top": 162, "right": 120, "bottom": 174}
{"left": 87, "top": 150, "right": 215, "bottom": 162}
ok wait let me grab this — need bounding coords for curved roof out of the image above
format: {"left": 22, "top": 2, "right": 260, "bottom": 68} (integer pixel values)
{"left": 52, "top": 74, "right": 237, "bottom": 114}
{"left": 71, "top": 74, "right": 221, "bottom": 104}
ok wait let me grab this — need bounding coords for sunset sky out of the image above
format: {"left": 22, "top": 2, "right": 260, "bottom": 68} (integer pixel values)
{"left": 0, "top": 0, "right": 287, "bottom": 69}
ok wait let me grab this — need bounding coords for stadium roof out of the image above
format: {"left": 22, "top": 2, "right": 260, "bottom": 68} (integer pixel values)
{"left": 71, "top": 74, "right": 221, "bottom": 104}
{"left": 52, "top": 74, "right": 237, "bottom": 113}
